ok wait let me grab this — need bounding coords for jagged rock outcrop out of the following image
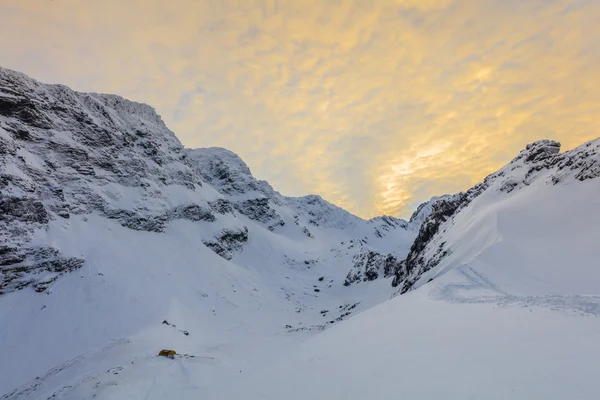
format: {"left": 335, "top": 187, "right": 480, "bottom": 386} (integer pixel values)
{"left": 391, "top": 194, "right": 466, "bottom": 291}
{"left": 344, "top": 249, "right": 399, "bottom": 286}
{"left": 407, "top": 195, "right": 452, "bottom": 227}
{"left": 203, "top": 226, "right": 249, "bottom": 260}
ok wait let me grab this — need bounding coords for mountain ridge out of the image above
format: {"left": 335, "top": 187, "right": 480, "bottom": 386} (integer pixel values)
{"left": 2, "top": 66, "right": 600, "bottom": 399}
{"left": 392, "top": 137, "right": 600, "bottom": 293}
{"left": 0, "top": 66, "right": 419, "bottom": 297}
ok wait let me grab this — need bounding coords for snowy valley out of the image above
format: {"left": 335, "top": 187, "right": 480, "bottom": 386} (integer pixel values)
{"left": 1, "top": 68, "right": 599, "bottom": 399}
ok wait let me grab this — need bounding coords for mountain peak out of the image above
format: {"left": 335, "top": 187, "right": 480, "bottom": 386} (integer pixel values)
{"left": 518, "top": 139, "right": 561, "bottom": 163}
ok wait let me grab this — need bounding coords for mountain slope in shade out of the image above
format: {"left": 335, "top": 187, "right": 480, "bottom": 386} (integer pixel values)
{"left": 1, "top": 67, "right": 599, "bottom": 399}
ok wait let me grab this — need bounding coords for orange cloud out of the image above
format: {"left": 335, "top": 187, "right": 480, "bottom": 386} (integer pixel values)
{"left": 1, "top": 0, "right": 599, "bottom": 218}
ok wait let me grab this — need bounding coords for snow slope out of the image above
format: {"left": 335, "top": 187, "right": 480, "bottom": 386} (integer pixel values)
{"left": 0, "top": 67, "right": 417, "bottom": 398}
{"left": 212, "top": 281, "right": 600, "bottom": 400}
{"left": 392, "top": 138, "right": 600, "bottom": 294}
{"left": 1, "top": 67, "right": 600, "bottom": 399}
{"left": 211, "top": 172, "right": 600, "bottom": 400}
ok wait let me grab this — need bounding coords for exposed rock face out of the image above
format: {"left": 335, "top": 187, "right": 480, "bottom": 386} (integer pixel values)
{"left": 0, "top": 67, "right": 211, "bottom": 294}
{"left": 186, "top": 147, "right": 284, "bottom": 226}
{"left": 392, "top": 194, "right": 466, "bottom": 292}
{"left": 344, "top": 249, "right": 399, "bottom": 286}
{"left": 0, "top": 246, "right": 84, "bottom": 295}
{"left": 523, "top": 139, "right": 561, "bottom": 163}
{"left": 392, "top": 138, "right": 600, "bottom": 294}
{"left": 186, "top": 147, "right": 271, "bottom": 196}
{"left": 1, "top": 67, "right": 416, "bottom": 295}
{"left": 233, "top": 198, "right": 280, "bottom": 224}
{"left": 407, "top": 195, "right": 452, "bottom": 227}
{"left": 203, "top": 227, "right": 249, "bottom": 261}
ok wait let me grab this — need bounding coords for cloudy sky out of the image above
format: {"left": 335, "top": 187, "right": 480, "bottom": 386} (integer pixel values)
{"left": 1, "top": 0, "right": 598, "bottom": 218}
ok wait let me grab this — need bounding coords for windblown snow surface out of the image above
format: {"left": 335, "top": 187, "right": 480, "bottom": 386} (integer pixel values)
{"left": 1, "top": 68, "right": 600, "bottom": 399}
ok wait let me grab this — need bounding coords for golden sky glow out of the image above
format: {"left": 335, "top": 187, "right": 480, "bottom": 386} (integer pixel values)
{"left": 1, "top": 0, "right": 599, "bottom": 218}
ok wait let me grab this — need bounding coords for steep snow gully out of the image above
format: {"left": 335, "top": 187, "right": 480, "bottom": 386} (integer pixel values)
{"left": 1, "top": 68, "right": 600, "bottom": 399}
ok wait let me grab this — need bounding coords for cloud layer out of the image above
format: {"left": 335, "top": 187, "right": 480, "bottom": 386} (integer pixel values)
{"left": 2, "top": 0, "right": 599, "bottom": 218}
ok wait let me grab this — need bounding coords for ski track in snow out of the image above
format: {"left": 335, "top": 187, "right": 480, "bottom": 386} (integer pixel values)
{"left": 433, "top": 264, "right": 600, "bottom": 316}
{"left": 0, "top": 338, "right": 131, "bottom": 400}
{"left": 2, "top": 347, "right": 218, "bottom": 399}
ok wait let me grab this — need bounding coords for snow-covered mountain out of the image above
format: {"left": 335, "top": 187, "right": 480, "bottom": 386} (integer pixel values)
{"left": 392, "top": 138, "right": 600, "bottom": 294}
{"left": 0, "top": 67, "right": 418, "bottom": 398}
{"left": 214, "top": 138, "right": 600, "bottom": 400}
{"left": 0, "top": 67, "right": 417, "bottom": 296}
{"left": 1, "top": 67, "right": 599, "bottom": 399}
